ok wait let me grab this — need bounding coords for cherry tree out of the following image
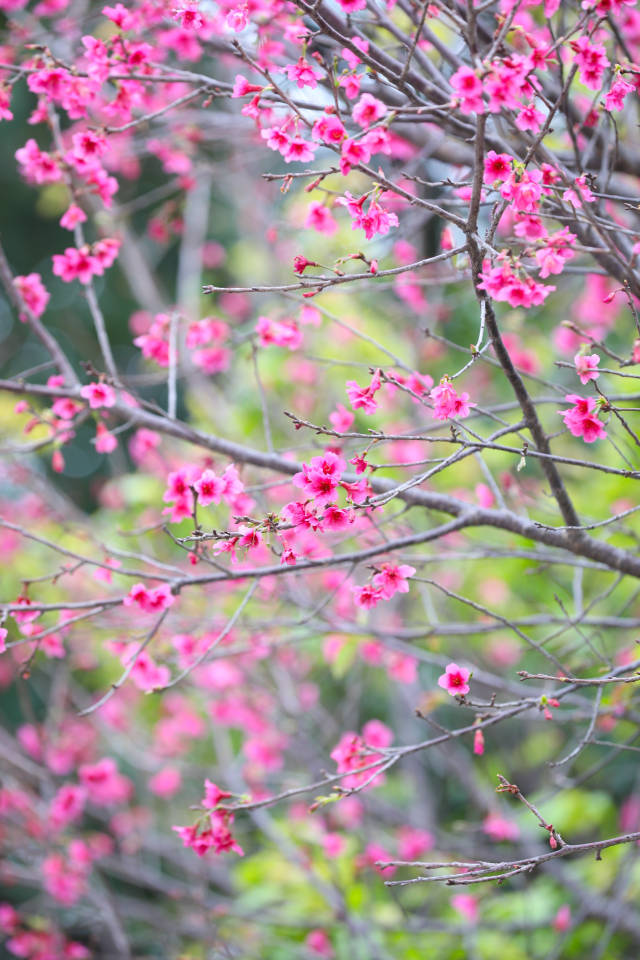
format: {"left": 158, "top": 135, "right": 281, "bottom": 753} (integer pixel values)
{"left": 1, "top": 0, "right": 640, "bottom": 956}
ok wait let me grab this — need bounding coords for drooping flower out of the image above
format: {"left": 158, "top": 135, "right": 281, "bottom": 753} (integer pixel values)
{"left": 574, "top": 352, "right": 600, "bottom": 384}
{"left": 560, "top": 394, "right": 606, "bottom": 442}
{"left": 430, "top": 380, "right": 475, "bottom": 420}
{"left": 346, "top": 369, "right": 382, "bottom": 415}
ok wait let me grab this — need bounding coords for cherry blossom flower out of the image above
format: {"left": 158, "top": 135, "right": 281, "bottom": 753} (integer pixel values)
{"left": 15, "top": 138, "right": 62, "bottom": 184}
{"left": 232, "top": 74, "right": 263, "bottom": 98}
{"left": 372, "top": 563, "right": 416, "bottom": 599}
{"left": 311, "top": 114, "right": 346, "bottom": 144}
{"left": 0, "top": 83, "right": 13, "bottom": 121}
{"left": 553, "top": 905, "right": 572, "bottom": 932}
{"left": 336, "top": 192, "right": 398, "bottom": 239}
{"left": 70, "top": 129, "right": 108, "bottom": 164}
{"left": 452, "top": 893, "right": 479, "bottom": 923}
{"left": 13, "top": 273, "right": 49, "bottom": 318}
{"left": 172, "top": 2, "right": 206, "bottom": 29}
{"left": 202, "top": 779, "right": 232, "bottom": 808}
{"left": 80, "top": 381, "right": 116, "bottom": 409}
{"left": 450, "top": 65, "right": 484, "bottom": 114}
{"left": 430, "top": 380, "right": 475, "bottom": 420}
{"left": 535, "top": 227, "right": 576, "bottom": 278}
{"left": 49, "top": 784, "right": 87, "bottom": 830}
{"left": 42, "top": 852, "right": 89, "bottom": 905}
{"left": 173, "top": 810, "right": 243, "bottom": 856}
{"left": 478, "top": 258, "right": 554, "bottom": 308}
{"left": 437, "top": 663, "right": 471, "bottom": 696}
{"left": 483, "top": 814, "right": 520, "bottom": 842}
{"left": 60, "top": 203, "right": 87, "bottom": 230}
{"left": 352, "top": 583, "right": 384, "bottom": 609}
{"left": 282, "top": 57, "right": 321, "bottom": 89}
{"left": 226, "top": 3, "right": 249, "bottom": 31}
{"left": 305, "top": 201, "right": 338, "bottom": 235}
{"left": 352, "top": 93, "right": 387, "bottom": 127}
{"left": 149, "top": 767, "right": 182, "bottom": 797}
{"left": 305, "top": 929, "right": 334, "bottom": 957}
{"left": 500, "top": 169, "right": 543, "bottom": 213}
{"left": 339, "top": 137, "right": 372, "bottom": 176}
{"left": 52, "top": 246, "right": 102, "bottom": 284}
{"left": 292, "top": 450, "right": 346, "bottom": 505}
{"left": 572, "top": 35, "right": 610, "bottom": 90}
{"left": 255, "top": 316, "right": 302, "bottom": 350}
{"left": 194, "top": 468, "right": 225, "bottom": 506}
{"left": 515, "top": 101, "right": 546, "bottom": 132}
{"left": 339, "top": 73, "right": 361, "bottom": 99}
{"left": 483, "top": 150, "right": 513, "bottom": 184}
{"left": 282, "top": 136, "right": 316, "bottom": 164}
{"left": 563, "top": 175, "right": 596, "bottom": 208}
{"left": 124, "top": 646, "right": 170, "bottom": 692}
{"left": 397, "top": 826, "right": 434, "bottom": 859}
{"left": 103, "top": 2, "right": 137, "bottom": 29}
{"left": 331, "top": 721, "right": 392, "bottom": 787}
{"left": 560, "top": 394, "right": 606, "bottom": 442}
{"left": 328, "top": 403, "right": 354, "bottom": 431}
{"left": 346, "top": 369, "right": 382, "bottom": 414}
{"left": 574, "top": 352, "right": 600, "bottom": 384}
{"left": 94, "top": 422, "right": 117, "bottom": 453}
{"left": 604, "top": 76, "right": 634, "bottom": 111}
{"left": 336, "top": 0, "right": 366, "bottom": 12}
{"left": 123, "top": 582, "right": 176, "bottom": 613}
{"left": 78, "top": 757, "right": 132, "bottom": 805}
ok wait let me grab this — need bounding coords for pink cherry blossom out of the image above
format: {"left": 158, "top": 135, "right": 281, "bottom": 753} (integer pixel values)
{"left": 483, "top": 150, "right": 513, "bottom": 184}
{"left": 13, "top": 273, "right": 49, "bottom": 318}
{"left": 352, "top": 583, "right": 383, "bottom": 609}
{"left": 515, "top": 101, "right": 546, "bottom": 133}
{"left": 604, "top": 76, "right": 634, "bottom": 111}
{"left": 553, "top": 904, "right": 572, "bottom": 932}
{"left": 194, "top": 468, "right": 225, "bottom": 506}
{"left": 255, "top": 316, "right": 302, "bottom": 350}
{"left": 352, "top": 93, "right": 387, "bottom": 127}
{"left": 572, "top": 35, "right": 610, "bottom": 90}
{"left": 483, "top": 814, "right": 520, "bottom": 842}
{"left": 574, "top": 352, "right": 600, "bottom": 384}
{"left": 94, "top": 422, "right": 117, "bottom": 453}
{"left": 305, "top": 201, "right": 338, "bottom": 235}
{"left": 450, "top": 65, "right": 484, "bottom": 114}
{"left": 15, "top": 138, "right": 62, "bottom": 184}
{"left": 52, "top": 246, "right": 102, "bottom": 284}
{"left": 560, "top": 394, "right": 606, "bottom": 442}
{"left": 311, "top": 114, "right": 346, "bottom": 144}
{"left": 60, "top": 203, "right": 87, "bottom": 230}
{"left": 346, "top": 369, "right": 382, "bottom": 414}
{"left": 282, "top": 57, "right": 321, "bottom": 89}
{"left": 292, "top": 450, "right": 346, "bottom": 505}
{"left": 78, "top": 757, "right": 132, "bottom": 805}
{"left": 437, "top": 663, "right": 471, "bottom": 696}
{"left": 80, "top": 381, "right": 116, "bottom": 409}
{"left": 48, "top": 784, "right": 87, "bottom": 830}
{"left": 430, "top": 380, "right": 475, "bottom": 420}
{"left": 452, "top": 893, "right": 479, "bottom": 923}
{"left": 306, "top": 929, "right": 334, "bottom": 957}
{"left": 328, "top": 403, "right": 354, "bottom": 431}
{"left": 123, "top": 582, "right": 176, "bottom": 613}
{"left": 372, "top": 563, "right": 416, "bottom": 599}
